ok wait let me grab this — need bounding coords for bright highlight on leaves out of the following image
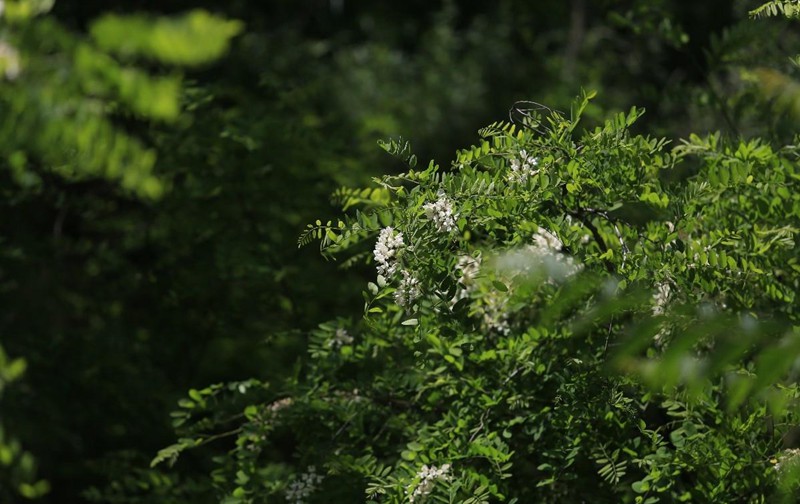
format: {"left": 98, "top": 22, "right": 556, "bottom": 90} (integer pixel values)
{"left": 90, "top": 10, "right": 244, "bottom": 66}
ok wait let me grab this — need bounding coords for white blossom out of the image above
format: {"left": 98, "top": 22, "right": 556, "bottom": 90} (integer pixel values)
{"left": 268, "top": 397, "right": 293, "bottom": 413}
{"left": 394, "top": 270, "right": 421, "bottom": 307}
{"left": 653, "top": 327, "right": 669, "bottom": 347}
{"left": 423, "top": 191, "right": 458, "bottom": 233}
{"left": 329, "top": 328, "right": 353, "bottom": 348}
{"left": 407, "top": 464, "right": 451, "bottom": 503}
{"left": 456, "top": 254, "right": 481, "bottom": 285}
{"left": 451, "top": 254, "right": 482, "bottom": 306}
{"left": 508, "top": 148, "right": 540, "bottom": 183}
{"left": 774, "top": 448, "right": 800, "bottom": 473}
{"left": 652, "top": 282, "right": 671, "bottom": 316}
{"left": 651, "top": 282, "right": 673, "bottom": 345}
{"left": 532, "top": 228, "right": 563, "bottom": 251}
{"left": 286, "top": 466, "right": 324, "bottom": 504}
{"left": 521, "top": 228, "right": 582, "bottom": 280}
{"left": 374, "top": 227, "right": 404, "bottom": 278}
{"left": 477, "top": 228, "right": 581, "bottom": 334}
{"left": 481, "top": 290, "right": 511, "bottom": 335}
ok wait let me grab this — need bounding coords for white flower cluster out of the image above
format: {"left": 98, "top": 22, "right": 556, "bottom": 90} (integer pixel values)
{"left": 373, "top": 227, "right": 423, "bottom": 308}
{"left": 652, "top": 282, "right": 671, "bottom": 316}
{"left": 508, "top": 148, "right": 540, "bottom": 183}
{"left": 268, "top": 397, "right": 293, "bottom": 413}
{"left": 374, "top": 227, "right": 404, "bottom": 278}
{"left": 451, "top": 254, "right": 482, "bottom": 306}
{"left": 651, "top": 282, "right": 673, "bottom": 346}
{"left": 774, "top": 448, "right": 800, "bottom": 473}
{"left": 481, "top": 289, "right": 511, "bottom": 335}
{"left": 286, "top": 466, "right": 324, "bottom": 504}
{"left": 330, "top": 328, "right": 353, "bottom": 348}
{"left": 456, "top": 254, "right": 481, "bottom": 285}
{"left": 408, "top": 464, "right": 451, "bottom": 503}
{"left": 423, "top": 191, "right": 458, "bottom": 233}
{"left": 533, "top": 228, "right": 562, "bottom": 251}
{"left": 395, "top": 270, "right": 421, "bottom": 307}
{"left": 528, "top": 228, "right": 582, "bottom": 280}
{"left": 474, "top": 228, "right": 585, "bottom": 335}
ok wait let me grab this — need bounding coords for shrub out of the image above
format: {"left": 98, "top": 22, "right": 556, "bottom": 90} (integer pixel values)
{"left": 156, "top": 91, "right": 800, "bottom": 502}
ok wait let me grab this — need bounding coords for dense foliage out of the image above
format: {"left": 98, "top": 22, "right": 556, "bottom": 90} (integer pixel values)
{"left": 4, "top": 0, "right": 800, "bottom": 503}
{"left": 156, "top": 93, "right": 800, "bottom": 502}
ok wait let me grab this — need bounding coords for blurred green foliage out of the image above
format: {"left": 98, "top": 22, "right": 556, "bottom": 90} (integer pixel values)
{"left": 3, "top": 0, "right": 800, "bottom": 502}
{"left": 0, "top": 346, "right": 50, "bottom": 501}
{"left": 89, "top": 11, "right": 243, "bottom": 66}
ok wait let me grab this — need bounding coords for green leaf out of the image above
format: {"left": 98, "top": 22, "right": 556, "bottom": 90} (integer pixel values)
{"left": 151, "top": 440, "right": 192, "bottom": 468}
{"left": 90, "top": 10, "right": 244, "bottom": 66}
{"left": 492, "top": 280, "right": 509, "bottom": 292}
{"left": 3, "top": 0, "right": 54, "bottom": 22}
{"left": 407, "top": 442, "right": 424, "bottom": 452}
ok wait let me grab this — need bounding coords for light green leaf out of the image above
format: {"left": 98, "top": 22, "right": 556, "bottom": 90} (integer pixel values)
{"left": 90, "top": 10, "right": 244, "bottom": 66}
